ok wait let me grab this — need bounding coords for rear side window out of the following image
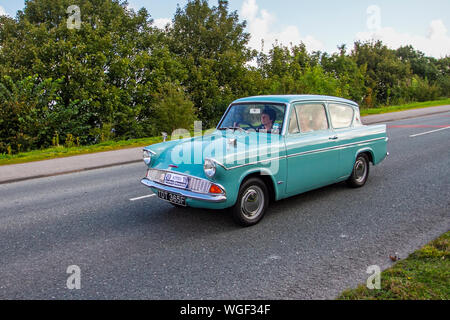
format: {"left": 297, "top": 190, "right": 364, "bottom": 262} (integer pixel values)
{"left": 295, "top": 103, "right": 329, "bottom": 133}
{"left": 328, "top": 103, "right": 354, "bottom": 129}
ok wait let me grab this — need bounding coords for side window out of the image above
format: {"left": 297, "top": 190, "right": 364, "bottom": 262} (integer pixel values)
{"left": 328, "top": 103, "right": 354, "bottom": 129}
{"left": 296, "top": 103, "right": 329, "bottom": 133}
{"left": 288, "top": 107, "right": 300, "bottom": 134}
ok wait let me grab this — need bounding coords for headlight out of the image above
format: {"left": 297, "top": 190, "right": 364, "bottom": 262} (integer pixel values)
{"left": 203, "top": 159, "right": 216, "bottom": 178}
{"left": 143, "top": 150, "right": 152, "bottom": 165}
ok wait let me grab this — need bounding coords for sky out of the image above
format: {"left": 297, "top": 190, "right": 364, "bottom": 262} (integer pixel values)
{"left": 1, "top": 0, "right": 449, "bottom": 58}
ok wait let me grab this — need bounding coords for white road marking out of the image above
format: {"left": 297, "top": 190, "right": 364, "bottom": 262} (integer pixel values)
{"left": 130, "top": 194, "right": 156, "bottom": 201}
{"left": 410, "top": 126, "right": 450, "bottom": 138}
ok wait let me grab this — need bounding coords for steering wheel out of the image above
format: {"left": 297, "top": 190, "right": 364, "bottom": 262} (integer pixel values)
{"left": 239, "top": 121, "right": 258, "bottom": 131}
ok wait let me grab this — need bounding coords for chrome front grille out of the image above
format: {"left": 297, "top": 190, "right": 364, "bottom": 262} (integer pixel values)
{"left": 146, "top": 169, "right": 211, "bottom": 194}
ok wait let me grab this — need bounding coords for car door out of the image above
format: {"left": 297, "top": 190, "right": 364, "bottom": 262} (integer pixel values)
{"left": 285, "top": 102, "right": 340, "bottom": 195}
{"left": 327, "top": 102, "right": 361, "bottom": 179}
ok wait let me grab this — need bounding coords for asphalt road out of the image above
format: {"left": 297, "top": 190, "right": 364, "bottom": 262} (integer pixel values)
{"left": 0, "top": 113, "right": 449, "bottom": 300}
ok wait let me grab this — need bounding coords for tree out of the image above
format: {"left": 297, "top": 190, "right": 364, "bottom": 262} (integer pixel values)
{"left": 435, "top": 56, "right": 450, "bottom": 97}
{"left": 151, "top": 82, "right": 197, "bottom": 135}
{"left": 169, "top": 0, "right": 254, "bottom": 127}
{"left": 321, "top": 45, "right": 366, "bottom": 104}
{"left": 396, "top": 46, "right": 438, "bottom": 81}
{"left": 352, "top": 41, "right": 411, "bottom": 106}
{"left": 0, "top": 0, "right": 185, "bottom": 148}
{"left": 0, "top": 75, "right": 62, "bottom": 153}
{"left": 257, "top": 43, "right": 342, "bottom": 97}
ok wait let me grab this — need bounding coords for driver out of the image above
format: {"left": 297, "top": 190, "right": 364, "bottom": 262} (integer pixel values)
{"left": 258, "top": 107, "right": 276, "bottom": 133}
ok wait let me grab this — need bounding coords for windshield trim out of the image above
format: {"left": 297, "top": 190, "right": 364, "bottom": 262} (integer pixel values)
{"left": 216, "top": 102, "right": 288, "bottom": 135}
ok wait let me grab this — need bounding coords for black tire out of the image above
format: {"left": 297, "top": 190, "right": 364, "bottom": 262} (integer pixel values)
{"left": 347, "top": 153, "right": 370, "bottom": 188}
{"left": 231, "top": 177, "right": 269, "bottom": 227}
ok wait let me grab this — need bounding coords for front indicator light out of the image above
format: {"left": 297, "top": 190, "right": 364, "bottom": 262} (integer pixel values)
{"left": 209, "top": 184, "right": 223, "bottom": 194}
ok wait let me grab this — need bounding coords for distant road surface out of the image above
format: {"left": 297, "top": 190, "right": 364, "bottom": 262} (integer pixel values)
{"left": 0, "top": 112, "right": 449, "bottom": 299}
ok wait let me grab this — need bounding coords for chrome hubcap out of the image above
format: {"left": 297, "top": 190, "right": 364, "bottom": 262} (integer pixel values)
{"left": 241, "top": 186, "right": 264, "bottom": 220}
{"left": 354, "top": 159, "right": 367, "bottom": 183}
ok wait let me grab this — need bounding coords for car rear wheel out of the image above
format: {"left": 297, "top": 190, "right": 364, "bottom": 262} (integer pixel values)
{"left": 231, "top": 177, "right": 269, "bottom": 227}
{"left": 347, "top": 153, "right": 370, "bottom": 188}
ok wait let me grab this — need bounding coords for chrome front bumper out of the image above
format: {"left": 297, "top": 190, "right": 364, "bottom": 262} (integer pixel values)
{"left": 140, "top": 178, "right": 227, "bottom": 203}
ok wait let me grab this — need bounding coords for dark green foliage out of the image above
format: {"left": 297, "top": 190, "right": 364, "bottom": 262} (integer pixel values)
{"left": 435, "top": 57, "right": 450, "bottom": 97}
{"left": 168, "top": 0, "right": 254, "bottom": 127}
{"left": 352, "top": 40, "right": 411, "bottom": 106}
{"left": 150, "top": 82, "right": 197, "bottom": 135}
{"left": 321, "top": 45, "right": 367, "bottom": 104}
{"left": 0, "top": 0, "right": 187, "bottom": 152}
{"left": 0, "top": 75, "right": 61, "bottom": 153}
{"left": 0, "top": 0, "right": 449, "bottom": 154}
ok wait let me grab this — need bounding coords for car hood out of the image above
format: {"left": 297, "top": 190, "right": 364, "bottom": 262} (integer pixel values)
{"left": 145, "top": 130, "right": 285, "bottom": 177}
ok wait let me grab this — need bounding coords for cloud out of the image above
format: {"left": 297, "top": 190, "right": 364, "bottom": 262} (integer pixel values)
{"left": 153, "top": 18, "right": 172, "bottom": 29}
{"left": 355, "top": 19, "right": 450, "bottom": 58}
{"left": 241, "top": 0, "right": 324, "bottom": 53}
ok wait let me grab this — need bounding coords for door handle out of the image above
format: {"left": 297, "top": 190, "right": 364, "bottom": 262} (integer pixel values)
{"left": 329, "top": 135, "right": 339, "bottom": 140}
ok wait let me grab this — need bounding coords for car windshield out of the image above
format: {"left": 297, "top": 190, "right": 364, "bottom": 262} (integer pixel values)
{"left": 218, "top": 103, "right": 286, "bottom": 135}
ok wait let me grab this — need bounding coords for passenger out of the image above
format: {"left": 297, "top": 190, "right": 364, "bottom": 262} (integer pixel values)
{"left": 299, "top": 114, "right": 311, "bottom": 133}
{"left": 312, "top": 110, "right": 328, "bottom": 131}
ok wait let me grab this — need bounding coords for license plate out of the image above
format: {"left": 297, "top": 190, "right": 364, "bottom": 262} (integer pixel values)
{"left": 164, "top": 173, "right": 189, "bottom": 189}
{"left": 157, "top": 190, "right": 187, "bottom": 206}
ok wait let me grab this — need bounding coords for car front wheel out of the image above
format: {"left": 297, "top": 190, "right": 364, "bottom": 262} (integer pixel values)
{"left": 347, "top": 153, "right": 370, "bottom": 188}
{"left": 231, "top": 177, "right": 269, "bottom": 227}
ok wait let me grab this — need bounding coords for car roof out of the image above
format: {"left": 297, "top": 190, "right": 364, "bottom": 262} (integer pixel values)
{"left": 232, "top": 95, "right": 359, "bottom": 107}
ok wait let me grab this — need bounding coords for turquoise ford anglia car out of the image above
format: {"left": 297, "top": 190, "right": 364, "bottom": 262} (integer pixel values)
{"left": 141, "top": 95, "right": 388, "bottom": 227}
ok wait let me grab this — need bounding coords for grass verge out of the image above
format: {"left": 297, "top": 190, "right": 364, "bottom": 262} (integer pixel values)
{"left": 360, "top": 98, "right": 450, "bottom": 116}
{"left": 338, "top": 231, "right": 450, "bottom": 300}
{"left": 0, "top": 136, "right": 163, "bottom": 166}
